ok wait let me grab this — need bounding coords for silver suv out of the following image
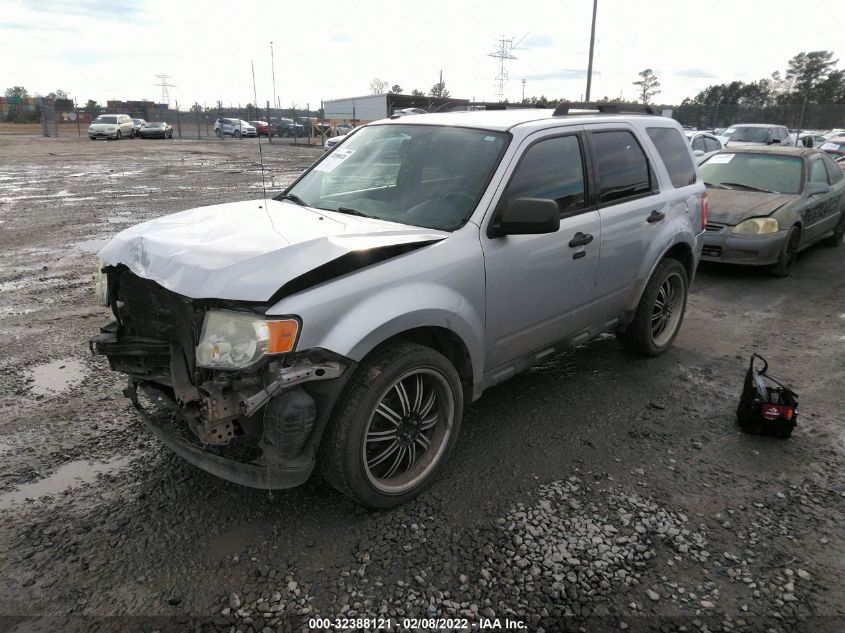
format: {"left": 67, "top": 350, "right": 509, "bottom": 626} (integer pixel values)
{"left": 90, "top": 103, "right": 706, "bottom": 507}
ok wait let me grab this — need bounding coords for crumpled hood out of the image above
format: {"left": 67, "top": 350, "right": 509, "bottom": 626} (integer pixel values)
{"left": 706, "top": 189, "right": 797, "bottom": 225}
{"left": 99, "top": 199, "right": 447, "bottom": 301}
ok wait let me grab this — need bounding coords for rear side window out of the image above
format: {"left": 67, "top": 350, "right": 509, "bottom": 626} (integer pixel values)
{"left": 591, "top": 130, "right": 652, "bottom": 203}
{"left": 809, "top": 159, "right": 829, "bottom": 184}
{"left": 501, "top": 135, "right": 586, "bottom": 214}
{"left": 647, "top": 127, "right": 696, "bottom": 188}
{"left": 821, "top": 153, "right": 844, "bottom": 183}
{"left": 704, "top": 136, "right": 721, "bottom": 152}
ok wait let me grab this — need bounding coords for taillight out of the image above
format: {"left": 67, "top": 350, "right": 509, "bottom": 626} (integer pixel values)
{"left": 700, "top": 191, "right": 709, "bottom": 231}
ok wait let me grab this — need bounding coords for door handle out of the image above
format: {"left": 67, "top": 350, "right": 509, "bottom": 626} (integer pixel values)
{"left": 647, "top": 210, "right": 666, "bottom": 223}
{"left": 568, "top": 232, "right": 594, "bottom": 247}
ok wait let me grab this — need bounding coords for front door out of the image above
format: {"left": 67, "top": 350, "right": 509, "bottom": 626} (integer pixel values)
{"left": 482, "top": 130, "right": 600, "bottom": 370}
{"left": 802, "top": 156, "right": 840, "bottom": 243}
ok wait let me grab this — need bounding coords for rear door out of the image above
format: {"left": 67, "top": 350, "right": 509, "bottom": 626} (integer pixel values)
{"left": 482, "top": 128, "right": 601, "bottom": 370}
{"left": 584, "top": 125, "right": 665, "bottom": 318}
{"left": 803, "top": 155, "right": 840, "bottom": 242}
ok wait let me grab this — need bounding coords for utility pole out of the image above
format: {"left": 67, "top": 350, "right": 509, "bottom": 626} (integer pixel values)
{"left": 154, "top": 74, "right": 176, "bottom": 106}
{"left": 270, "top": 42, "right": 277, "bottom": 117}
{"left": 585, "top": 0, "right": 598, "bottom": 102}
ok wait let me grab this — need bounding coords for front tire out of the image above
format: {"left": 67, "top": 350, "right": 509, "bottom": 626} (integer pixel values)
{"left": 823, "top": 211, "right": 845, "bottom": 246}
{"left": 115, "top": 131, "right": 122, "bottom": 140}
{"left": 768, "top": 227, "right": 800, "bottom": 277}
{"left": 617, "top": 258, "right": 688, "bottom": 356}
{"left": 215, "top": 128, "right": 222, "bottom": 138}
{"left": 320, "top": 343, "right": 463, "bottom": 508}
{"left": 234, "top": 130, "right": 242, "bottom": 139}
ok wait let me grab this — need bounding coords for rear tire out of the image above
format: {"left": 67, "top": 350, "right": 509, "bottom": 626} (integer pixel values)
{"left": 768, "top": 227, "right": 800, "bottom": 277}
{"left": 823, "top": 211, "right": 845, "bottom": 246}
{"left": 617, "top": 258, "right": 688, "bottom": 357}
{"left": 319, "top": 342, "right": 463, "bottom": 508}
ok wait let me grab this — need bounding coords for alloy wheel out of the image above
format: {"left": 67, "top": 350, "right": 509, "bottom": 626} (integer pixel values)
{"left": 650, "top": 272, "right": 684, "bottom": 346}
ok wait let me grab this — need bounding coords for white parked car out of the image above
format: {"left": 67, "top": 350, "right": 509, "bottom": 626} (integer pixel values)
{"left": 716, "top": 124, "right": 794, "bottom": 148}
{"left": 214, "top": 118, "right": 257, "bottom": 138}
{"left": 685, "top": 130, "right": 723, "bottom": 164}
{"left": 88, "top": 114, "right": 136, "bottom": 140}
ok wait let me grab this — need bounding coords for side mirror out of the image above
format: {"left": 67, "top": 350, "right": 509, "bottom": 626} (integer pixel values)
{"left": 693, "top": 149, "right": 704, "bottom": 157}
{"left": 802, "top": 136, "right": 814, "bottom": 148}
{"left": 768, "top": 138, "right": 781, "bottom": 145}
{"left": 806, "top": 181, "right": 830, "bottom": 196}
{"left": 492, "top": 198, "right": 560, "bottom": 237}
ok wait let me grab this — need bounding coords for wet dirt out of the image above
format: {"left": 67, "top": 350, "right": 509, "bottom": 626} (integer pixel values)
{"left": 0, "top": 132, "right": 843, "bottom": 632}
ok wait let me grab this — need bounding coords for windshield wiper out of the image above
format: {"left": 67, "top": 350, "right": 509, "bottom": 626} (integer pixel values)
{"left": 333, "top": 206, "right": 378, "bottom": 219}
{"left": 719, "top": 182, "right": 777, "bottom": 194}
{"left": 277, "top": 193, "right": 307, "bottom": 206}
{"left": 704, "top": 181, "right": 730, "bottom": 190}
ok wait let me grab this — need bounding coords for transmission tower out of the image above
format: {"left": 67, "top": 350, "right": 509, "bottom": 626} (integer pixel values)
{"left": 488, "top": 34, "right": 528, "bottom": 102}
{"left": 154, "top": 74, "right": 176, "bottom": 106}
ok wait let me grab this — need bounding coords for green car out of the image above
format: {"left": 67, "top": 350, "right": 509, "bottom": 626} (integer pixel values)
{"left": 700, "top": 146, "right": 845, "bottom": 276}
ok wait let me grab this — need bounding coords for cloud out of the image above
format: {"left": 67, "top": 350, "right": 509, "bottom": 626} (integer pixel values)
{"left": 0, "top": 22, "right": 33, "bottom": 29}
{"left": 522, "top": 34, "right": 553, "bottom": 48}
{"left": 329, "top": 33, "right": 352, "bottom": 44}
{"left": 674, "top": 68, "right": 717, "bottom": 79}
{"left": 523, "top": 68, "right": 591, "bottom": 81}
{"left": 22, "top": 0, "right": 144, "bottom": 22}
{"left": 66, "top": 50, "right": 106, "bottom": 65}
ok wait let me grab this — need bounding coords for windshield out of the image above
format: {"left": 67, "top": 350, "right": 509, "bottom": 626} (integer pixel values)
{"left": 820, "top": 140, "right": 845, "bottom": 152}
{"left": 280, "top": 124, "right": 509, "bottom": 231}
{"left": 700, "top": 153, "right": 803, "bottom": 194}
{"left": 94, "top": 116, "right": 117, "bottom": 124}
{"left": 721, "top": 126, "right": 770, "bottom": 143}
{"left": 146, "top": 122, "right": 165, "bottom": 128}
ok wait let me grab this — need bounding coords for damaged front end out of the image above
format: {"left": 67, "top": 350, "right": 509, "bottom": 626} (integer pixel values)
{"left": 89, "top": 265, "right": 353, "bottom": 489}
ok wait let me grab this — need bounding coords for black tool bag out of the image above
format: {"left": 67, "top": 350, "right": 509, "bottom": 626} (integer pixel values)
{"left": 736, "top": 354, "right": 798, "bottom": 438}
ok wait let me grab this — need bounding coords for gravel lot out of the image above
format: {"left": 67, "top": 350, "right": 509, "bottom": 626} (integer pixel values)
{"left": 1, "top": 132, "right": 844, "bottom": 633}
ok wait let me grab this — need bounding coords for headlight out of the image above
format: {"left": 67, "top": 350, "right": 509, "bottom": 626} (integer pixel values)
{"left": 731, "top": 218, "right": 779, "bottom": 235}
{"left": 94, "top": 258, "right": 109, "bottom": 306}
{"left": 196, "top": 310, "right": 298, "bottom": 370}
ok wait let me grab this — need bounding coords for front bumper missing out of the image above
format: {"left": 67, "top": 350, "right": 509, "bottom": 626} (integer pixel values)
{"left": 126, "top": 380, "right": 314, "bottom": 489}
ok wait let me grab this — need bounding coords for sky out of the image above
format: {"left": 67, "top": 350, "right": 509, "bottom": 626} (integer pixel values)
{"left": 2, "top": 0, "right": 843, "bottom": 110}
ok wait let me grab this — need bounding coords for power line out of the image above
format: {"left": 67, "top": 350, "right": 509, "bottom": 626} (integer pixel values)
{"left": 154, "top": 74, "right": 176, "bottom": 106}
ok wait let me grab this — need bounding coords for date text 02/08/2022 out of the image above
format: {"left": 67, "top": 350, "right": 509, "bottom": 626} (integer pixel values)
{"left": 307, "top": 617, "right": 527, "bottom": 630}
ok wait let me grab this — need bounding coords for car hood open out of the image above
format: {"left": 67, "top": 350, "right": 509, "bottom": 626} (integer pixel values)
{"left": 706, "top": 189, "right": 797, "bottom": 226}
{"left": 99, "top": 199, "right": 447, "bottom": 302}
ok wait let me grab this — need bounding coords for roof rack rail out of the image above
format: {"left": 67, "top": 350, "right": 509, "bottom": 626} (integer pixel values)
{"left": 553, "top": 102, "right": 657, "bottom": 116}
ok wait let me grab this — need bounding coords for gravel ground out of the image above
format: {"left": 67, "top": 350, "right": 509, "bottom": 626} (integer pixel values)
{"left": 0, "top": 132, "right": 844, "bottom": 633}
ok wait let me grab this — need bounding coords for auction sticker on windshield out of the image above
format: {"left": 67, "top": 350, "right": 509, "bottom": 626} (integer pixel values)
{"left": 314, "top": 149, "right": 355, "bottom": 173}
{"left": 709, "top": 153, "right": 735, "bottom": 164}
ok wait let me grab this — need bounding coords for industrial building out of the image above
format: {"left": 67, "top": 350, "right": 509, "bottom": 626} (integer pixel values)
{"left": 322, "top": 94, "right": 471, "bottom": 124}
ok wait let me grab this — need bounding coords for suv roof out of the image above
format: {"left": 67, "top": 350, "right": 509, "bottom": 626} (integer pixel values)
{"left": 376, "top": 106, "right": 670, "bottom": 133}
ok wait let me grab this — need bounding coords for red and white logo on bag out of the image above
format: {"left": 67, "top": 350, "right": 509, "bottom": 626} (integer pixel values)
{"left": 761, "top": 404, "right": 794, "bottom": 421}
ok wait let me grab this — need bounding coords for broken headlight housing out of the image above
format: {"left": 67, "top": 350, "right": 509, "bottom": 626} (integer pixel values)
{"left": 195, "top": 310, "right": 298, "bottom": 370}
{"left": 94, "top": 259, "right": 109, "bottom": 307}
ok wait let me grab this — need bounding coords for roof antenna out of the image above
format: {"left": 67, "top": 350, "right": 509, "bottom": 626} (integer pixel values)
{"left": 251, "top": 60, "right": 268, "bottom": 207}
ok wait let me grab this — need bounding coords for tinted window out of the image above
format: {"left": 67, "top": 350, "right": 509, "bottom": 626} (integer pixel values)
{"left": 809, "top": 159, "right": 829, "bottom": 184}
{"left": 592, "top": 130, "right": 652, "bottom": 203}
{"left": 501, "top": 135, "right": 586, "bottom": 214}
{"left": 647, "top": 127, "right": 696, "bottom": 188}
{"left": 704, "top": 136, "right": 721, "bottom": 152}
{"left": 821, "top": 152, "right": 844, "bottom": 183}
{"left": 691, "top": 136, "right": 706, "bottom": 151}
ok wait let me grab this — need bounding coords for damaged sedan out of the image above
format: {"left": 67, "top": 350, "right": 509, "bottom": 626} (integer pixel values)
{"left": 699, "top": 146, "right": 845, "bottom": 276}
{"left": 91, "top": 107, "right": 707, "bottom": 507}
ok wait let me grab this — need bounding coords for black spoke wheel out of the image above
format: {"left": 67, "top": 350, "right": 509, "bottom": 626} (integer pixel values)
{"left": 320, "top": 343, "right": 463, "bottom": 507}
{"left": 769, "top": 227, "right": 800, "bottom": 277}
{"left": 617, "top": 258, "right": 688, "bottom": 356}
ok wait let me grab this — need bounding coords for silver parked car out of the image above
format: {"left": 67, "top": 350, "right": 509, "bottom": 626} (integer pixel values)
{"left": 88, "top": 114, "right": 136, "bottom": 140}
{"left": 90, "top": 104, "right": 706, "bottom": 507}
{"left": 716, "top": 123, "right": 794, "bottom": 148}
{"left": 685, "top": 130, "right": 723, "bottom": 163}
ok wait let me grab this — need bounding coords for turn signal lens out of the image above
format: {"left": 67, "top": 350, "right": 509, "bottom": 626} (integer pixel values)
{"left": 266, "top": 320, "right": 299, "bottom": 354}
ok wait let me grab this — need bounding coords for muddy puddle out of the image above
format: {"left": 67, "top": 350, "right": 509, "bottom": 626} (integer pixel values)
{"left": 0, "top": 455, "right": 133, "bottom": 510}
{"left": 75, "top": 239, "right": 109, "bottom": 253}
{"left": 26, "top": 358, "right": 87, "bottom": 396}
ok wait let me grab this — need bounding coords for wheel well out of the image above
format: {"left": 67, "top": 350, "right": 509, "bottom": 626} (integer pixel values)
{"left": 370, "top": 327, "right": 474, "bottom": 402}
{"left": 663, "top": 243, "right": 694, "bottom": 281}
